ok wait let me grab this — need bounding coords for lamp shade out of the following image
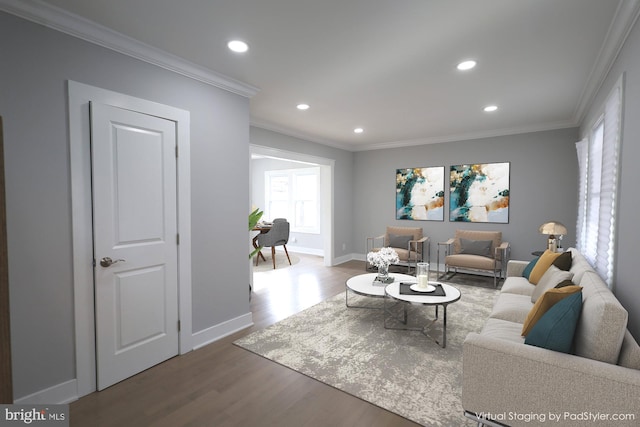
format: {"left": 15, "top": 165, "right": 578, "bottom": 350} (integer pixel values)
{"left": 539, "top": 221, "right": 568, "bottom": 235}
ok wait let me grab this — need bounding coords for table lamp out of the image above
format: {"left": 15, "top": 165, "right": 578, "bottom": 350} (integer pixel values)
{"left": 539, "top": 221, "right": 567, "bottom": 252}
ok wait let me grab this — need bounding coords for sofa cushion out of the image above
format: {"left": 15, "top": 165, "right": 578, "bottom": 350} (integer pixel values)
{"left": 528, "top": 250, "right": 562, "bottom": 285}
{"left": 574, "top": 271, "right": 628, "bottom": 364}
{"left": 568, "top": 248, "right": 596, "bottom": 284}
{"left": 522, "top": 257, "right": 538, "bottom": 280}
{"left": 500, "top": 277, "right": 535, "bottom": 296}
{"left": 521, "top": 285, "right": 582, "bottom": 336}
{"left": 445, "top": 254, "right": 497, "bottom": 270}
{"left": 490, "top": 293, "right": 533, "bottom": 323}
{"left": 525, "top": 291, "right": 583, "bottom": 353}
{"left": 552, "top": 251, "right": 572, "bottom": 271}
{"left": 531, "top": 265, "right": 574, "bottom": 303}
{"left": 481, "top": 318, "right": 525, "bottom": 344}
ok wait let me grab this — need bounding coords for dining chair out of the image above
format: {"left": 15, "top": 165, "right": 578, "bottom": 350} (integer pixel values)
{"left": 256, "top": 220, "right": 292, "bottom": 269}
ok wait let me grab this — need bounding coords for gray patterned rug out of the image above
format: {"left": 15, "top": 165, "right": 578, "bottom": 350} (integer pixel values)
{"left": 234, "top": 279, "right": 498, "bottom": 426}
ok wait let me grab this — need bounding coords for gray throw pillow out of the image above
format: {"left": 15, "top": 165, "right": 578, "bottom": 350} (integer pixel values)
{"left": 460, "top": 238, "right": 492, "bottom": 257}
{"left": 388, "top": 233, "right": 412, "bottom": 249}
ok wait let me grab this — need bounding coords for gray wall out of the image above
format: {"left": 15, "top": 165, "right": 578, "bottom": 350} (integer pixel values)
{"left": 1, "top": 12, "right": 251, "bottom": 399}
{"left": 250, "top": 127, "right": 355, "bottom": 258}
{"left": 580, "top": 14, "right": 640, "bottom": 339}
{"left": 353, "top": 128, "right": 580, "bottom": 264}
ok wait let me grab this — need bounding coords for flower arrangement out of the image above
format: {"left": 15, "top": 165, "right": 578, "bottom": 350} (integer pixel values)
{"left": 367, "top": 247, "right": 399, "bottom": 269}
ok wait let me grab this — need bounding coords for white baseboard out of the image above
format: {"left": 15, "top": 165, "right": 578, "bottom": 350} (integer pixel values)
{"left": 13, "top": 313, "right": 254, "bottom": 404}
{"left": 192, "top": 312, "right": 253, "bottom": 350}
{"left": 14, "top": 379, "right": 78, "bottom": 404}
{"left": 332, "top": 253, "right": 359, "bottom": 265}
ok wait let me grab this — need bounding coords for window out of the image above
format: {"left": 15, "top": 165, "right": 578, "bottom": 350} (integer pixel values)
{"left": 265, "top": 167, "right": 320, "bottom": 233}
{"left": 576, "top": 76, "right": 623, "bottom": 287}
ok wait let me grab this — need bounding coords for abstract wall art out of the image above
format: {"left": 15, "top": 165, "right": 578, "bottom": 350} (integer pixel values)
{"left": 449, "top": 162, "right": 510, "bottom": 223}
{"left": 396, "top": 167, "right": 445, "bottom": 221}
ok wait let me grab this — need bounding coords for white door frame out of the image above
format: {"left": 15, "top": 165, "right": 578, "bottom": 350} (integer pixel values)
{"left": 68, "top": 81, "right": 192, "bottom": 397}
{"left": 249, "top": 144, "right": 334, "bottom": 266}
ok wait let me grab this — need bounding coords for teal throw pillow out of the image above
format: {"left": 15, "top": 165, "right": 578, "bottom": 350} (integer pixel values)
{"left": 522, "top": 257, "right": 539, "bottom": 280}
{"left": 525, "top": 291, "right": 583, "bottom": 353}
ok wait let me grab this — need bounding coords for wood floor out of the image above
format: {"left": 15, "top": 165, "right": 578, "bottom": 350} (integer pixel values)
{"left": 70, "top": 254, "right": 420, "bottom": 427}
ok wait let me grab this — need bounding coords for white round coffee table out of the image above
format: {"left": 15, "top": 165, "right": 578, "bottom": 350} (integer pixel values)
{"left": 345, "top": 272, "right": 415, "bottom": 308}
{"left": 383, "top": 281, "right": 461, "bottom": 348}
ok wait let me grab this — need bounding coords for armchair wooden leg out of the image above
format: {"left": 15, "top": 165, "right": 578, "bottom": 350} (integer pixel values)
{"left": 283, "top": 245, "right": 292, "bottom": 265}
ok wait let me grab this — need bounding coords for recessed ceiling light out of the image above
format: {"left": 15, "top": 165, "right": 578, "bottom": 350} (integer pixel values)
{"left": 457, "top": 60, "right": 477, "bottom": 71}
{"left": 354, "top": 128, "right": 364, "bottom": 134}
{"left": 227, "top": 40, "right": 249, "bottom": 53}
{"left": 297, "top": 104, "right": 310, "bottom": 110}
{"left": 484, "top": 105, "right": 498, "bottom": 112}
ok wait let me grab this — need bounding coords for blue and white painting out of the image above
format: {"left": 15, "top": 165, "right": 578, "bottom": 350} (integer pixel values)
{"left": 450, "top": 162, "right": 510, "bottom": 223}
{"left": 396, "top": 167, "right": 445, "bottom": 221}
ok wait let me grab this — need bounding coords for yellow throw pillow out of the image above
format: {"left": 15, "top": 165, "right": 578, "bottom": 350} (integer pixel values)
{"left": 521, "top": 286, "right": 583, "bottom": 336}
{"left": 528, "top": 250, "right": 562, "bottom": 285}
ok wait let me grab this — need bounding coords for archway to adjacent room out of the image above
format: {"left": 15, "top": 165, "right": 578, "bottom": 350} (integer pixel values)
{"left": 249, "top": 145, "right": 334, "bottom": 267}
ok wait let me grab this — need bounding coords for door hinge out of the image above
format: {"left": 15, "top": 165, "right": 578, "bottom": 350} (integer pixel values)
{"left": 175, "top": 145, "right": 179, "bottom": 158}
{"left": 177, "top": 233, "right": 180, "bottom": 245}
{"left": 178, "top": 320, "right": 181, "bottom": 332}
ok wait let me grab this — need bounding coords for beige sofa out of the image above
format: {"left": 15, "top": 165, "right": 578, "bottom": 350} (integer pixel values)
{"left": 462, "top": 248, "right": 640, "bottom": 426}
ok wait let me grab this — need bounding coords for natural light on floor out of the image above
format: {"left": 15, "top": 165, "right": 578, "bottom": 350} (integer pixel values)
{"left": 253, "top": 269, "right": 324, "bottom": 319}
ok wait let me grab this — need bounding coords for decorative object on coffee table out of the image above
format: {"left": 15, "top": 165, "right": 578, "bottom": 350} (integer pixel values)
{"left": 366, "top": 247, "right": 399, "bottom": 284}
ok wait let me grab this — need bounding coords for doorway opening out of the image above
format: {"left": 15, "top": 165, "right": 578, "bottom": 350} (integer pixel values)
{"left": 250, "top": 145, "right": 334, "bottom": 267}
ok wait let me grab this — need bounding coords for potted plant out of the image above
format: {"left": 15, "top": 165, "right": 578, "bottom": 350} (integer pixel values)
{"left": 249, "top": 208, "right": 264, "bottom": 259}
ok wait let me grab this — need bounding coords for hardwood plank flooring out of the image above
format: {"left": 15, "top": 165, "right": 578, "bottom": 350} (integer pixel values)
{"left": 70, "top": 254, "right": 420, "bottom": 426}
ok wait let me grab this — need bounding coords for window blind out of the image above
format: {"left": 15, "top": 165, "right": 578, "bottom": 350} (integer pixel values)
{"left": 575, "top": 75, "right": 622, "bottom": 287}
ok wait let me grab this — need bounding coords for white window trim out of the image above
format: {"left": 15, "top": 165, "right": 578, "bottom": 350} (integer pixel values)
{"left": 265, "top": 167, "right": 321, "bottom": 234}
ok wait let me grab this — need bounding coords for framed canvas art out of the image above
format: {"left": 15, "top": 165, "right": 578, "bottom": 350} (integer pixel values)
{"left": 396, "top": 167, "right": 445, "bottom": 221}
{"left": 449, "top": 162, "right": 510, "bottom": 223}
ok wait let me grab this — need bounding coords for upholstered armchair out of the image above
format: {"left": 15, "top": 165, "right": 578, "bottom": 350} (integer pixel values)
{"left": 366, "top": 226, "right": 429, "bottom": 274}
{"left": 437, "top": 229, "right": 510, "bottom": 287}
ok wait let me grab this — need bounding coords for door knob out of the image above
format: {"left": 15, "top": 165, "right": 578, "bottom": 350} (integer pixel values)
{"left": 100, "top": 257, "right": 126, "bottom": 267}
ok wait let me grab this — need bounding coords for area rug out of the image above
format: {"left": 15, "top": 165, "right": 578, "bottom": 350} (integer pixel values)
{"left": 253, "top": 252, "right": 300, "bottom": 273}
{"left": 234, "top": 282, "right": 498, "bottom": 426}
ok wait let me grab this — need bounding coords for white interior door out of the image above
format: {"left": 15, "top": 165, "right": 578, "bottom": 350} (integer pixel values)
{"left": 91, "top": 102, "right": 179, "bottom": 390}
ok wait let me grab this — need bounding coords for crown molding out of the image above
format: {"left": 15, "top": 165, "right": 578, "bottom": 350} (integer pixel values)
{"left": 350, "top": 120, "right": 578, "bottom": 152}
{"left": 0, "top": 0, "right": 259, "bottom": 98}
{"left": 573, "top": 0, "right": 640, "bottom": 124}
{"left": 250, "top": 119, "right": 354, "bottom": 151}
{"left": 252, "top": 118, "right": 577, "bottom": 152}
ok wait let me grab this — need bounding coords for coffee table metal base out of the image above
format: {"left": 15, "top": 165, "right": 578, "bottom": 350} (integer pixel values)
{"left": 383, "top": 300, "right": 449, "bottom": 347}
{"left": 383, "top": 282, "right": 461, "bottom": 348}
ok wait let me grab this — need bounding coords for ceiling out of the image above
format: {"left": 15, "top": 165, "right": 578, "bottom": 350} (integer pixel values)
{"left": 17, "top": 0, "right": 635, "bottom": 150}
